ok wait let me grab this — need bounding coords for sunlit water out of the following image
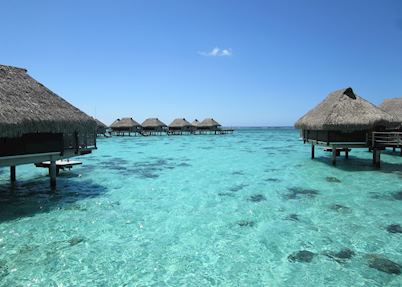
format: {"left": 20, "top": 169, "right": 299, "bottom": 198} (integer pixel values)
{"left": 1, "top": 128, "right": 401, "bottom": 286}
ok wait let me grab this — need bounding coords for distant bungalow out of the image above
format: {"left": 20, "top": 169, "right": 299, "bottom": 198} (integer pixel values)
{"left": 110, "top": 117, "right": 141, "bottom": 136}
{"left": 192, "top": 119, "right": 200, "bottom": 127}
{"left": 195, "top": 118, "right": 233, "bottom": 134}
{"left": 379, "top": 97, "right": 402, "bottom": 154}
{"left": 168, "top": 118, "right": 192, "bottom": 135}
{"left": 94, "top": 118, "right": 108, "bottom": 136}
{"left": 379, "top": 97, "right": 402, "bottom": 128}
{"left": 141, "top": 118, "right": 167, "bottom": 135}
{"left": 0, "top": 64, "right": 97, "bottom": 187}
{"left": 295, "top": 87, "right": 397, "bottom": 167}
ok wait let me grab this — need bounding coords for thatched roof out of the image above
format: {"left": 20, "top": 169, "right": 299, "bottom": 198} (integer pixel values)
{"left": 142, "top": 118, "right": 167, "bottom": 128}
{"left": 295, "top": 87, "right": 397, "bottom": 131}
{"left": 192, "top": 119, "right": 200, "bottom": 127}
{"left": 110, "top": 117, "right": 141, "bottom": 129}
{"left": 0, "top": 64, "right": 96, "bottom": 138}
{"left": 199, "top": 118, "right": 221, "bottom": 128}
{"left": 94, "top": 118, "right": 107, "bottom": 129}
{"left": 379, "top": 97, "right": 402, "bottom": 123}
{"left": 169, "top": 118, "right": 192, "bottom": 128}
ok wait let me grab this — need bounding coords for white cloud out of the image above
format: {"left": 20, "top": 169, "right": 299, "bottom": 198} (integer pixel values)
{"left": 199, "top": 47, "right": 232, "bottom": 57}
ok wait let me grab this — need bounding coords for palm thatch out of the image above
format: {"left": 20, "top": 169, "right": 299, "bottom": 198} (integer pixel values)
{"left": 192, "top": 119, "right": 200, "bottom": 127}
{"left": 169, "top": 118, "right": 192, "bottom": 129}
{"left": 110, "top": 117, "right": 141, "bottom": 131}
{"left": 294, "top": 87, "right": 397, "bottom": 131}
{"left": 94, "top": 118, "right": 107, "bottom": 134}
{"left": 379, "top": 97, "right": 402, "bottom": 123}
{"left": 198, "top": 118, "right": 221, "bottom": 129}
{"left": 0, "top": 64, "right": 96, "bottom": 138}
{"left": 142, "top": 118, "right": 167, "bottom": 130}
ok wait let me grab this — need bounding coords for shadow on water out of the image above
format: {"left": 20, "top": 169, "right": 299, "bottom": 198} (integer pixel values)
{"left": 0, "top": 176, "right": 108, "bottom": 223}
{"left": 313, "top": 156, "right": 402, "bottom": 174}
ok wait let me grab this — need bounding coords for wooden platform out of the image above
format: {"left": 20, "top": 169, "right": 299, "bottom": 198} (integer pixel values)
{"left": 35, "top": 159, "right": 82, "bottom": 170}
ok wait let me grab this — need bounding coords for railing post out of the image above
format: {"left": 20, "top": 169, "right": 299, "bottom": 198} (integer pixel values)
{"left": 372, "top": 132, "right": 375, "bottom": 148}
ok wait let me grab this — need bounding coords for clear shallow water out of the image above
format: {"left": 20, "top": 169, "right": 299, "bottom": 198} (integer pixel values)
{"left": 0, "top": 128, "right": 401, "bottom": 286}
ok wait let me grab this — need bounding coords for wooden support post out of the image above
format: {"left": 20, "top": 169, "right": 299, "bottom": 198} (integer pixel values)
{"left": 332, "top": 148, "right": 337, "bottom": 166}
{"left": 311, "top": 144, "right": 315, "bottom": 159}
{"left": 393, "top": 147, "right": 396, "bottom": 152}
{"left": 345, "top": 149, "right": 349, "bottom": 159}
{"left": 10, "top": 166, "right": 16, "bottom": 183}
{"left": 372, "top": 149, "right": 381, "bottom": 168}
{"left": 375, "top": 150, "right": 381, "bottom": 168}
{"left": 373, "top": 149, "right": 376, "bottom": 166}
{"left": 400, "top": 148, "right": 402, "bottom": 157}
{"left": 49, "top": 160, "right": 57, "bottom": 189}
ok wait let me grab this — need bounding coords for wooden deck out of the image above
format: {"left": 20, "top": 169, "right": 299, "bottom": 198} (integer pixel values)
{"left": 305, "top": 131, "right": 402, "bottom": 168}
{"left": 35, "top": 159, "right": 82, "bottom": 170}
{"left": 194, "top": 129, "right": 234, "bottom": 135}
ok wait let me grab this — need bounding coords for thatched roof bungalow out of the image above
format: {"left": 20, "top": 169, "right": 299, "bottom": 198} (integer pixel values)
{"left": 192, "top": 119, "right": 200, "bottom": 127}
{"left": 94, "top": 118, "right": 107, "bottom": 135}
{"left": 142, "top": 118, "right": 167, "bottom": 132}
{"left": 379, "top": 97, "right": 402, "bottom": 127}
{"left": 0, "top": 64, "right": 97, "bottom": 186}
{"left": 295, "top": 88, "right": 394, "bottom": 137}
{"left": 198, "top": 118, "right": 221, "bottom": 130}
{"left": 168, "top": 118, "right": 192, "bottom": 131}
{"left": 295, "top": 87, "right": 397, "bottom": 165}
{"left": 110, "top": 117, "right": 141, "bottom": 135}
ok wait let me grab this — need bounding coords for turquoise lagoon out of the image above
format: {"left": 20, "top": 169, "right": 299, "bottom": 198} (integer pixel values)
{"left": 0, "top": 128, "right": 401, "bottom": 286}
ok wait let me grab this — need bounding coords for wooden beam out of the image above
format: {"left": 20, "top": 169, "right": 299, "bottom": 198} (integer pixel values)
{"left": 345, "top": 149, "right": 349, "bottom": 159}
{"left": 10, "top": 166, "right": 16, "bottom": 183}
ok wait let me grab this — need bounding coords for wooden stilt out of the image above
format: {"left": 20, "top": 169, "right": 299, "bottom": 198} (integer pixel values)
{"left": 332, "top": 148, "right": 337, "bottom": 166}
{"left": 345, "top": 149, "right": 349, "bottom": 159}
{"left": 393, "top": 147, "right": 396, "bottom": 152}
{"left": 373, "top": 149, "right": 377, "bottom": 166}
{"left": 10, "top": 166, "right": 16, "bottom": 183}
{"left": 400, "top": 148, "right": 402, "bottom": 156}
{"left": 49, "top": 160, "right": 56, "bottom": 189}
{"left": 311, "top": 144, "right": 315, "bottom": 159}
{"left": 375, "top": 150, "right": 381, "bottom": 168}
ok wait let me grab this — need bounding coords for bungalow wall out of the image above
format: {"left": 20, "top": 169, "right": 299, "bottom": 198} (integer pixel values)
{"left": 302, "top": 130, "right": 368, "bottom": 144}
{"left": 0, "top": 132, "right": 96, "bottom": 157}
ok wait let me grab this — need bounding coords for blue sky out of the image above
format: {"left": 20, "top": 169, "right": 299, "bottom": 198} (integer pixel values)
{"left": 2, "top": 0, "right": 402, "bottom": 126}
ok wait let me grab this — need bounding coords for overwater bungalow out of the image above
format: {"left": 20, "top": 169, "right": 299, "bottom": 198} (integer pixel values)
{"left": 141, "top": 118, "right": 167, "bottom": 135}
{"left": 379, "top": 97, "right": 402, "bottom": 127}
{"left": 379, "top": 97, "right": 402, "bottom": 153}
{"left": 196, "top": 118, "right": 233, "bottom": 135}
{"left": 95, "top": 118, "right": 108, "bottom": 136}
{"left": 168, "top": 118, "right": 192, "bottom": 135}
{"left": 191, "top": 119, "right": 200, "bottom": 133}
{"left": 0, "top": 64, "right": 97, "bottom": 187}
{"left": 110, "top": 117, "right": 141, "bottom": 136}
{"left": 295, "top": 87, "right": 397, "bottom": 167}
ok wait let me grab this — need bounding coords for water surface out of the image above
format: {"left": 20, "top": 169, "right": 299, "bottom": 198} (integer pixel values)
{"left": 1, "top": 128, "right": 401, "bottom": 286}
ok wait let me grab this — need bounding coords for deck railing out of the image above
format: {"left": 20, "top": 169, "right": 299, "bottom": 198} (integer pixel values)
{"left": 372, "top": 132, "right": 402, "bottom": 147}
{"left": 63, "top": 132, "right": 96, "bottom": 153}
